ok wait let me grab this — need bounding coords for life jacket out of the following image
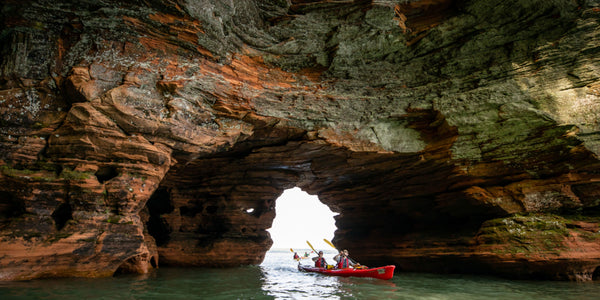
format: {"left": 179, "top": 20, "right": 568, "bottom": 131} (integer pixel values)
{"left": 293, "top": 254, "right": 299, "bottom": 259}
{"left": 337, "top": 257, "right": 350, "bottom": 269}
{"left": 315, "top": 257, "right": 326, "bottom": 268}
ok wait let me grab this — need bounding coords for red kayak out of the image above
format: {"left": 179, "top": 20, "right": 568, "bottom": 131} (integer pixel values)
{"left": 298, "top": 264, "right": 395, "bottom": 280}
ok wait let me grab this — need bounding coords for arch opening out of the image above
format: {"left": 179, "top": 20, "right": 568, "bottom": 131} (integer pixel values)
{"left": 266, "top": 187, "right": 338, "bottom": 252}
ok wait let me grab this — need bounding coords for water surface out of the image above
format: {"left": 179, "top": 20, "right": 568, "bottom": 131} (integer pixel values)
{"left": 2, "top": 249, "right": 600, "bottom": 299}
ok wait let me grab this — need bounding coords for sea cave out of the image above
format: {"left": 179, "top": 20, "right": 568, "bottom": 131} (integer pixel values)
{"left": 1, "top": 0, "right": 600, "bottom": 281}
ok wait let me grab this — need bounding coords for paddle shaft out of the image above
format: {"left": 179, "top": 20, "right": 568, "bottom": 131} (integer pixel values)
{"left": 324, "top": 239, "right": 337, "bottom": 251}
{"left": 324, "top": 239, "right": 363, "bottom": 267}
{"left": 306, "top": 241, "right": 318, "bottom": 253}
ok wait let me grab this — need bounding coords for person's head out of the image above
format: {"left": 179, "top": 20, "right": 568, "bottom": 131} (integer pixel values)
{"left": 318, "top": 251, "right": 323, "bottom": 257}
{"left": 343, "top": 249, "right": 349, "bottom": 256}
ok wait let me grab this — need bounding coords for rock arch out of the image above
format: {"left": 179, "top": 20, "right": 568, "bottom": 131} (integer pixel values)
{"left": 140, "top": 108, "right": 486, "bottom": 268}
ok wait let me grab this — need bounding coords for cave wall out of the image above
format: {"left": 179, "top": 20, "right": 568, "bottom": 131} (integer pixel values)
{"left": 1, "top": 0, "right": 600, "bottom": 280}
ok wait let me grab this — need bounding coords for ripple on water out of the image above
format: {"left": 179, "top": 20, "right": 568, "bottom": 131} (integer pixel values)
{"left": 2, "top": 250, "right": 600, "bottom": 299}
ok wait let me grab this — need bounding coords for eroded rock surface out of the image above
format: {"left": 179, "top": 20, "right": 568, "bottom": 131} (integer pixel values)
{"left": 1, "top": 0, "right": 600, "bottom": 280}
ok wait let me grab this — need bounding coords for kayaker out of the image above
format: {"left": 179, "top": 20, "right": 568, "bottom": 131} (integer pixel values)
{"left": 312, "top": 251, "right": 328, "bottom": 268}
{"left": 293, "top": 252, "right": 300, "bottom": 260}
{"left": 333, "top": 249, "right": 357, "bottom": 269}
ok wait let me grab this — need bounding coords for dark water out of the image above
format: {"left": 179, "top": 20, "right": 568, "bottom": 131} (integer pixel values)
{"left": 2, "top": 249, "right": 600, "bottom": 299}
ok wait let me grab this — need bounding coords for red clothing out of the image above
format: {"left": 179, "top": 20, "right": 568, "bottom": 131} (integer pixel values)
{"left": 315, "top": 257, "right": 327, "bottom": 268}
{"left": 337, "top": 257, "right": 350, "bottom": 269}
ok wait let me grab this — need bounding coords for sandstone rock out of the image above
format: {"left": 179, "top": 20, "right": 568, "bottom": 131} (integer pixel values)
{"left": 1, "top": 0, "right": 600, "bottom": 281}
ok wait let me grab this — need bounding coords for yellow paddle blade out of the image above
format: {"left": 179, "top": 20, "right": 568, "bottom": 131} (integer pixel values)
{"left": 306, "top": 240, "right": 317, "bottom": 253}
{"left": 290, "top": 248, "right": 294, "bottom": 252}
{"left": 323, "top": 238, "right": 337, "bottom": 250}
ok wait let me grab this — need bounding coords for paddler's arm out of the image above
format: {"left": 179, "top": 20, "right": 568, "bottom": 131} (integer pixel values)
{"left": 333, "top": 253, "right": 341, "bottom": 262}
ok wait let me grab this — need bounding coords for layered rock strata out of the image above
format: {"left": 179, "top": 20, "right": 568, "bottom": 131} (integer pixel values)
{"left": 1, "top": 0, "right": 600, "bottom": 281}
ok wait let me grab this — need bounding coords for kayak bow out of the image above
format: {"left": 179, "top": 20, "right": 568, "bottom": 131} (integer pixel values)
{"left": 298, "top": 264, "right": 395, "bottom": 280}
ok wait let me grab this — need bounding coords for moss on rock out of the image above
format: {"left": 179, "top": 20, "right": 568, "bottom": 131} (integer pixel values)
{"left": 477, "top": 213, "right": 600, "bottom": 256}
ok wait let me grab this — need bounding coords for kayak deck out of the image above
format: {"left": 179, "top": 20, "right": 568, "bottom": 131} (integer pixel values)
{"left": 298, "top": 264, "right": 395, "bottom": 280}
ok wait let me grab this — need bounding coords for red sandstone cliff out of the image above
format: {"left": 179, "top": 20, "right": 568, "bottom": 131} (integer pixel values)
{"left": 1, "top": 0, "right": 600, "bottom": 281}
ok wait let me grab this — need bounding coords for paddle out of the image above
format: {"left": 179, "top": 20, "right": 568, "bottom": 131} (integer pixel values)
{"left": 306, "top": 240, "right": 317, "bottom": 253}
{"left": 307, "top": 240, "right": 332, "bottom": 269}
{"left": 323, "top": 238, "right": 341, "bottom": 269}
{"left": 324, "top": 239, "right": 366, "bottom": 269}
{"left": 323, "top": 238, "right": 337, "bottom": 251}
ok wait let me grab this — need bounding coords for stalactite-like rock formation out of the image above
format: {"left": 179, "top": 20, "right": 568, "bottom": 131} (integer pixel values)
{"left": 1, "top": 0, "right": 600, "bottom": 281}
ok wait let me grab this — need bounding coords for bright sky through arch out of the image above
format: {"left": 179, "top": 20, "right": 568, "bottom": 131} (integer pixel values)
{"left": 268, "top": 187, "right": 338, "bottom": 251}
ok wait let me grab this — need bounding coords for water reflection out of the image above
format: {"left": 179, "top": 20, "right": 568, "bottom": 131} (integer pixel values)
{"left": 261, "top": 266, "right": 344, "bottom": 299}
{"left": 260, "top": 251, "right": 344, "bottom": 299}
{"left": 4, "top": 250, "right": 600, "bottom": 299}
{"left": 260, "top": 250, "right": 600, "bottom": 300}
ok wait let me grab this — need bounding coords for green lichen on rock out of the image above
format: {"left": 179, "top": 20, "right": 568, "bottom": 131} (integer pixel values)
{"left": 0, "top": 165, "right": 57, "bottom": 182}
{"left": 59, "top": 168, "right": 92, "bottom": 181}
{"left": 477, "top": 214, "right": 600, "bottom": 256}
{"left": 368, "top": 119, "right": 426, "bottom": 152}
{"left": 477, "top": 214, "right": 568, "bottom": 255}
